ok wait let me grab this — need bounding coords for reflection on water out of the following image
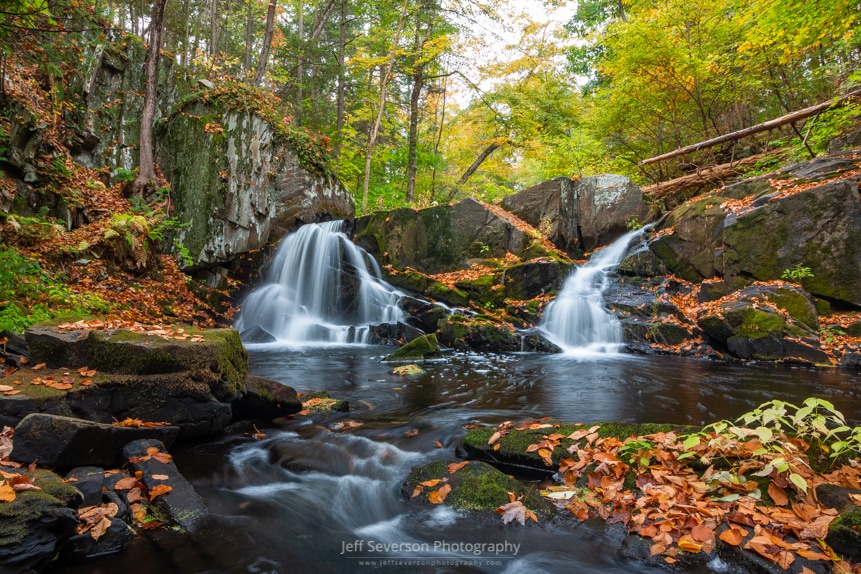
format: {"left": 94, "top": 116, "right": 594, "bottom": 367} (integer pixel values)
{"left": 51, "top": 348, "right": 861, "bottom": 574}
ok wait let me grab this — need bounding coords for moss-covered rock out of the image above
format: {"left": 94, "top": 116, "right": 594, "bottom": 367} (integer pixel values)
{"left": 827, "top": 506, "right": 861, "bottom": 562}
{"left": 26, "top": 324, "right": 248, "bottom": 402}
{"left": 402, "top": 459, "right": 551, "bottom": 517}
{"left": 383, "top": 334, "right": 443, "bottom": 362}
{"left": 436, "top": 314, "right": 520, "bottom": 353}
{"left": 0, "top": 469, "right": 81, "bottom": 573}
{"left": 459, "top": 422, "right": 698, "bottom": 476}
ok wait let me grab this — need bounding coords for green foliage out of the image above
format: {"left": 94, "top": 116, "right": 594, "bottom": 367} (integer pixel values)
{"left": 115, "top": 168, "right": 138, "bottom": 183}
{"left": 0, "top": 247, "right": 111, "bottom": 333}
{"left": 781, "top": 264, "right": 814, "bottom": 283}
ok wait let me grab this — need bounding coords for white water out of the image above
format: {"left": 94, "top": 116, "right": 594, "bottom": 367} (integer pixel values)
{"left": 540, "top": 227, "right": 648, "bottom": 354}
{"left": 234, "top": 221, "right": 404, "bottom": 344}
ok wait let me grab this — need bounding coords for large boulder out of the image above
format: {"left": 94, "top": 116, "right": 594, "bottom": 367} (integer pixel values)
{"left": 158, "top": 102, "right": 354, "bottom": 269}
{"left": 502, "top": 175, "right": 652, "bottom": 254}
{"left": 346, "top": 198, "right": 555, "bottom": 274}
{"left": 696, "top": 284, "right": 828, "bottom": 363}
{"left": 649, "top": 156, "right": 861, "bottom": 307}
{"left": 10, "top": 414, "right": 179, "bottom": 468}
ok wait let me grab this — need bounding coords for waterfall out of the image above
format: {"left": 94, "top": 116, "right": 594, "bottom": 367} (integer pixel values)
{"left": 234, "top": 221, "right": 404, "bottom": 344}
{"left": 540, "top": 227, "right": 648, "bottom": 354}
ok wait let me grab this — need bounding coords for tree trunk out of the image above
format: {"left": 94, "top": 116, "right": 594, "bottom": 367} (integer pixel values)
{"left": 209, "top": 0, "right": 218, "bottom": 56}
{"left": 295, "top": 1, "right": 303, "bottom": 120}
{"left": 252, "top": 0, "right": 277, "bottom": 87}
{"left": 361, "top": 0, "right": 410, "bottom": 213}
{"left": 310, "top": 0, "right": 337, "bottom": 40}
{"left": 243, "top": 0, "right": 254, "bottom": 77}
{"left": 131, "top": 0, "right": 168, "bottom": 195}
{"left": 452, "top": 141, "right": 503, "bottom": 195}
{"left": 333, "top": 0, "right": 347, "bottom": 164}
{"left": 406, "top": 10, "right": 426, "bottom": 204}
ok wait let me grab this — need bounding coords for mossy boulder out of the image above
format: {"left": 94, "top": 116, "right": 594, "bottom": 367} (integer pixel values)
{"left": 402, "top": 460, "right": 551, "bottom": 517}
{"left": 459, "top": 422, "right": 698, "bottom": 476}
{"left": 649, "top": 195, "right": 727, "bottom": 282}
{"left": 0, "top": 469, "right": 81, "bottom": 573}
{"left": 346, "top": 198, "right": 553, "bottom": 275}
{"left": 232, "top": 375, "right": 302, "bottom": 421}
{"left": 696, "top": 284, "right": 827, "bottom": 363}
{"left": 383, "top": 334, "right": 443, "bottom": 362}
{"left": 436, "top": 315, "right": 521, "bottom": 353}
{"left": 25, "top": 324, "right": 248, "bottom": 402}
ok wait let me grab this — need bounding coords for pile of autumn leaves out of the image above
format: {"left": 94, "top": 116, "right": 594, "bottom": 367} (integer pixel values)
{"left": 486, "top": 412, "right": 861, "bottom": 572}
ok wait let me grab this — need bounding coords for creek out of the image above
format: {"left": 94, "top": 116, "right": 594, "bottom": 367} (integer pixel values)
{"left": 51, "top": 224, "right": 861, "bottom": 574}
{"left": 52, "top": 346, "right": 861, "bottom": 574}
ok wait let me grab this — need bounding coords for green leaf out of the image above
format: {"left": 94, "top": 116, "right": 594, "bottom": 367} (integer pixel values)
{"left": 752, "top": 463, "right": 774, "bottom": 477}
{"left": 755, "top": 426, "right": 773, "bottom": 443}
{"left": 789, "top": 473, "right": 808, "bottom": 494}
{"left": 683, "top": 435, "right": 701, "bottom": 450}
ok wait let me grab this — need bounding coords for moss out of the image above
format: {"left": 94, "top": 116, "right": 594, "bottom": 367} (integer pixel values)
{"left": 735, "top": 309, "right": 785, "bottom": 339}
{"left": 763, "top": 288, "right": 818, "bottom": 330}
{"left": 0, "top": 469, "right": 79, "bottom": 545}
{"left": 383, "top": 334, "right": 443, "bottom": 362}
{"left": 404, "top": 460, "right": 549, "bottom": 515}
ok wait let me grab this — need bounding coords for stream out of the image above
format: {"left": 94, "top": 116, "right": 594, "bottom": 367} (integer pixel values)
{"left": 53, "top": 345, "right": 861, "bottom": 574}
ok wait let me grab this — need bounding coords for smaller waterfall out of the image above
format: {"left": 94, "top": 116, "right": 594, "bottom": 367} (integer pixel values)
{"left": 540, "top": 227, "right": 648, "bottom": 354}
{"left": 234, "top": 221, "right": 403, "bottom": 344}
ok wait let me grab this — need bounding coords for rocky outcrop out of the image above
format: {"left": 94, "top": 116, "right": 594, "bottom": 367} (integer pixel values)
{"left": 383, "top": 334, "right": 443, "bottom": 362}
{"left": 232, "top": 375, "right": 302, "bottom": 421}
{"left": 10, "top": 414, "right": 179, "bottom": 468}
{"left": 1, "top": 325, "right": 248, "bottom": 438}
{"left": 502, "top": 175, "right": 652, "bottom": 254}
{"left": 696, "top": 284, "right": 828, "bottom": 363}
{"left": 158, "top": 102, "right": 354, "bottom": 269}
{"left": 649, "top": 155, "right": 861, "bottom": 307}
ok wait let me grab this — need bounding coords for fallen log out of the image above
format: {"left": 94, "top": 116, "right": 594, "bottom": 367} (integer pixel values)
{"left": 640, "top": 89, "right": 861, "bottom": 166}
{"left": 643, "top": 150, "right": 783, "bottom": 201}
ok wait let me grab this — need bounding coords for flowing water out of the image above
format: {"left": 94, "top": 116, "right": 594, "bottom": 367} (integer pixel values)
{"left": 234, "top": 221, "right": 403, "bottom": 344}
{"left": 52, "top": 347, "right": 861, "bottom": 574}
{"left": 540, "top": 228, "right": 648, "bottom": 354}
{"left": 52, "top": 227, "right": 861, "bottom": 574}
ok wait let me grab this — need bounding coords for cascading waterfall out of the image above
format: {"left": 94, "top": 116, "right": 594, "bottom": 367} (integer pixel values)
{"left": 234, "top": 221, "right": 403, "bottom": 344}
{"left": 540, "top": 227, "right": 648, "bottom": 353}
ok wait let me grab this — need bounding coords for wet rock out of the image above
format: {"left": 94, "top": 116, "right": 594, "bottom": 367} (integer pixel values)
{"left": 11, "top": 414, "right": 180, "bottom": 468}
{"left": 500, "top": 260, "right": 568, "bottom": 300}
{"left": 64, "top": 467, "right": 105, "bottom": 507}
{"left": 403, "top": 459, "right": 552, "bottom": 517}
{"left": 695, "top": 284, "right": 827, "bottom": 363}
{"left": 0, "top": 330, "right": 29, "bottom": 368}
{"left": 0, "top": 469, "right": 81, "bottom": 574}
{"left": 817, "top": 484, "right": 861, "bottom": 562}
{"left": 383, "top": 334, "right": 443, "bottom": 362}
{"left": 122, "top": 439, "right": 208, "bottom": 532}
{"left": 398, "top": 296, "right": 450, "bottom": 334}
{"left": 501, "top": 177, "right": 580, "bottom": 252}
{"left": 299, "top": 391, "right": 349, "bottom": 414}
{"left": 60, "top": 517, "right": 134, "bottom": 563}
{"left": 840, "top": 352, "right": 861, "bottom": 370}
{"left": 232, "top": 375, "right": 302, "bottom": 421}
{"left": 239, "top": 325, "right": 277, "bottom": 344}
{"left": 436, "top": 315, "right": 521, "bottom": 353}
{"left": 366, "top": 321, "right": 425, "bottom": 346}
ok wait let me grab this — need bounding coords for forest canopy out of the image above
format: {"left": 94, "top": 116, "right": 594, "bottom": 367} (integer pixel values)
{"left": 1, "top": 0, "right": 859, "bottom": 213}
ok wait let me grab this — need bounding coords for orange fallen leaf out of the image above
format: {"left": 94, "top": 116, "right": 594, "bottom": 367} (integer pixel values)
{"left": 768, "top": 482, "right": 788, "bottom": 506}
{"left": 719, "top": 526, "right": 746, "bottom": 546}
{"left": 113, "top": 476, "right": 138, "bottom": 490}
{"left": 151, "top": 474, "right": 169, "bottom": 481}
{"left": 420, "top": 479, "right": 441, "bottom": 488}
{"left": 434, "top": 441, "right": 443, "bottom": 448}
{"left": 411, "top": 485, "right": 423, "bottom": 498}
{"left": 428, "top": 483, "right": 451, "bottom": 504}
{"left": 488, "top": 431, "right": 501, "bottom": 445}
{"left": 148, "top": 484, "right": 173, "bottom": 501}
{"left": 0, "top": 482, "right": 16, "bottom": 502}
{"left": 32, "top": 363, "right": 46, "bottom": 371}
{"left": 447, "top": 461, "right": 469, "bottom": 474}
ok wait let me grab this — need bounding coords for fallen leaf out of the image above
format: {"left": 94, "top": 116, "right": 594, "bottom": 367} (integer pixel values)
{"left": 434, "top": 441, "right": 443, "bottom": 448}
{"left": 496, "top": 500, "right": 538, "bottom": 525}
{"left": 411, "top": 485, "right": 423, "bottom": 498}
{"left": 151, "top": 452, "right": 173, "bottom": 464}
{"left": 768, "top": 482, "right": 788, "bottom": 506}
{"left": 488, "top": 431, "right": 501, "bottom": 445}
{"left": 148, "top": 484, "right": 173, "bottom": 501}
{"left": 151, "top": 474, "right": 169, "bottom": 481}
{"left": 126, "top": 487, "right": 143, "bottom": 503}
{"left": 0, "top": 482, "right": 16, "bottom": 502}
{"left": 420, "top": 479, "right": 441, "bottom": 488}
{"left": 89, "top": 516, "right": 112, "bottom": 540}
{"left": 447, "top": 461, "right": 469, "bottom": 474}
{"left": 32, "top": 363, "right": 46, "bottom": 371}
{"left": 113, "top": 476, "right": 137, "bottom": 490}
{"left": 428, "top": 483, "right": 451, "bottom": 504}
{"left": 691, "top": 523, "right": 714, "bottom": 543}
{"left": 719, "top": 526, "right": 746, "bottom": 546}
{"left": 0, "top": 385, "right": 13, "bottom": 392}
